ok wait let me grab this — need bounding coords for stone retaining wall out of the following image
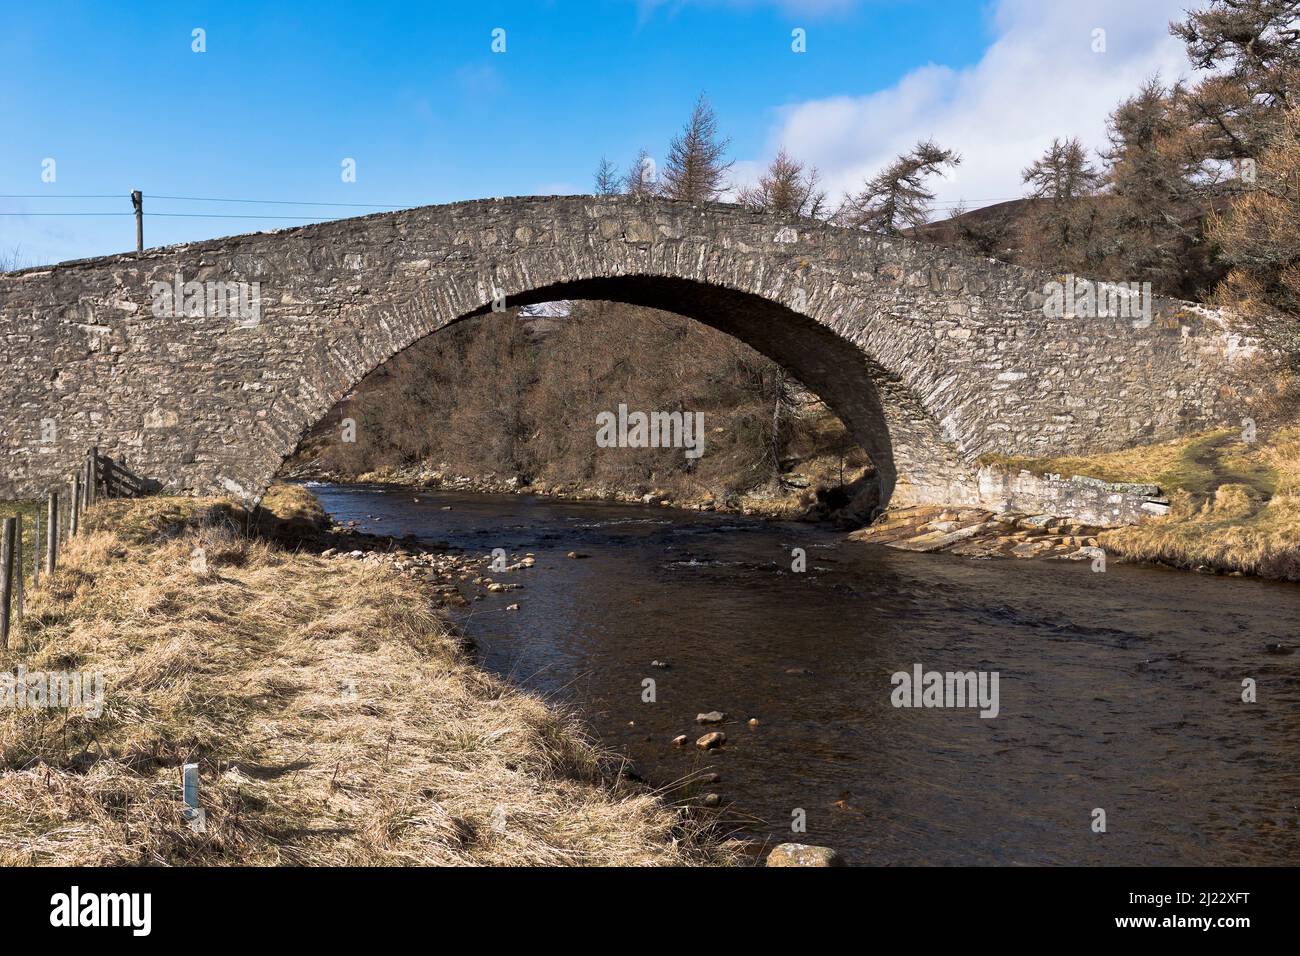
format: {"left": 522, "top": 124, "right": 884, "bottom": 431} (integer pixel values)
{"left": 971, "top": 466, "right": 1169, "bottom": 527}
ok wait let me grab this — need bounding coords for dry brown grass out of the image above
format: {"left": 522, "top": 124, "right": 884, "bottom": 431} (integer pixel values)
{"left": 978, "top": 428, "right": 1279, "bottom": 497}
{"left": 1101, "top": 484, "right": 1300, "bottom": 580}
{"left": 981, "top": 426, "right": 1300, "bottom": 580}
{"left": 1093, "top": 427, "right": 1300, "bottom": 579}
{"left": 0, "top": 487, "right": 733, "bottom": 866}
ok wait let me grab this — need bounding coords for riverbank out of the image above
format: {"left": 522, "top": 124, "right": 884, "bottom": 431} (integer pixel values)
{"left": 342, "top": 422, "right": 1300, "bottom": 582}
{"left": 0, "top": 485, "right": 737, "bottom": 866}
{"left": 984, "top": 427, "right": 1300, "bottom": 581}
{"left": 292, "top": 451, "right": 880, "bottom": 526}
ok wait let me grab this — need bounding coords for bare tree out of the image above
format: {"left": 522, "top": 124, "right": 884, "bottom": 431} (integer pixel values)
{"left": 660, "top": 94, "right": 734, "bottom": 202}
{"left": 739, "top": 148, "right": 828, "bottom": 218}
{"left": 624, "top": 147, "right": 657, "bottom": 198}
{"left": 838, "top": 139, "right": 961, "bottom": 234}
{"left": 594, "top": 156, "right": 621, "bottom": 196}
{"left": 0, "top": 246, "right": 25, "bottom": 273}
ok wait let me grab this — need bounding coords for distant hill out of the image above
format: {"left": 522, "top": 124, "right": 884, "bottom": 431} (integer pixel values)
{"left": 906, "top": 198, "right": 1042, "bottom": 261}
{"left": 908, "top": 189, "right": 1237, "bottom": 300}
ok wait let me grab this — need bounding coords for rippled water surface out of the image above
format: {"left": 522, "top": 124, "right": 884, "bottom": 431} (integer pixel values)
{"left": 312, "top": 483, "right": 1300, "bottom": 865}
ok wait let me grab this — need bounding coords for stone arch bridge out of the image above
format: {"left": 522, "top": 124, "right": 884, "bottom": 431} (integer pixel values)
{"left": 0, "top": 195, "right": 1254, "bottom": 509}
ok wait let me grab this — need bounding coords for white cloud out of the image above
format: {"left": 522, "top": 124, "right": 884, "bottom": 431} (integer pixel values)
{"left": 741, "top": 0, "right": 1196, "bottom": 213}
{"left": 638, "top": 0, "right": 859, "bottom": 22}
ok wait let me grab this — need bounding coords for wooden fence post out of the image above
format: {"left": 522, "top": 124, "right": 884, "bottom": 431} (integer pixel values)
{"left": 70, "top": 474, "right": 81, "bottom": 536}
{"left": 32, "top": 511, "right": 41, "bottom": 587}
{"left": 0, "top": 517, "right": 15, "bottom": 649}
{"left": 45, "top": 491, "right": 58, "bottom": 575}
{"left": 13, "top": 514, "right": 22, "bottom": 622}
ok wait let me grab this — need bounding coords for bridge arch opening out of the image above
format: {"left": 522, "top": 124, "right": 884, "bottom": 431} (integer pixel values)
{"left": 276, "top": 274, "right": 963, "bottom": 512}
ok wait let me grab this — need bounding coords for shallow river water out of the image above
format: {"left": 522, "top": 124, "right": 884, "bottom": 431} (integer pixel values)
{"left": 312, "top": 483, "right": 1300, "bottom": 866}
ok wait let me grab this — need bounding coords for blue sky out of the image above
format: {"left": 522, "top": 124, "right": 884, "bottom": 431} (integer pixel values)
{"left": 1, "top": 0, "right": 1194, "bottom": 266}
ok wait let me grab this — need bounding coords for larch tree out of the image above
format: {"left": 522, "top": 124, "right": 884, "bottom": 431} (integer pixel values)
{"left": 660, "top": 94, "right": 734, "bottom": 202}
{"left": 837, "top": 139, "right": 961, "bottom": 235}
{"left": 594, "top": 156, "right": 621, "bottom": 196}
{"left": 624, "top": 147, "right": 658, "bottom": 198}
{"left": 1210, "top": 105, "right": 1300, "bottom": 351}
{"left": 1099, "top": 78, "right": 1219, "bottom": 294}
{"left": 738, "top": 148, "right": 828, "bottom": 218}
{"left": 1172, "top": 0, "right": 1300, "bottom": 161}
{"left": 1019, "top": 137, "right": 1104, "bottom": 271}
{"left": 1022, "top": 137, "right": 1103, "bottom": 200}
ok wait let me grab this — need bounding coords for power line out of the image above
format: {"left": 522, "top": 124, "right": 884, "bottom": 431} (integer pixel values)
{"left": 0, "top": 194, "right": 124, "bottom": 199}
{"left": 0, "top": 211, "right": 346, "bottom": 220}
{"left": 154, "top": 212, "right": 348, "bottom": 220}
{"left": 150, "top": 194, "right": 410, "bottom": 208}
{"left": 0, "top": 192, "right": 417, "bottom": 208}
{"left": 0, "top": 211, "right": 131, "bottom": 216}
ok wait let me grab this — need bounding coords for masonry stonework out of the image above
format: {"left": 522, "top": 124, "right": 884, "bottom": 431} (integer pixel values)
{"left": 0, "top": 195, "right": 1257, "bottom": 509}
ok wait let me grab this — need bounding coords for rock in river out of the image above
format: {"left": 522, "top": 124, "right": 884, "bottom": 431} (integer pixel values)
{"left": 696, "top": 731, "right": 726, "bottom": 750}
{"left": 696, "top": 711, "right": 726, "bottom": 724}
{"left": 765, "top": 843, "right": 845, "bottom": 867}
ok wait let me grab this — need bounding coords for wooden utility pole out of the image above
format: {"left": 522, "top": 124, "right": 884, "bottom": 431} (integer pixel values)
{"left": 132, "top": 190, "right": 143, "bottom": 252}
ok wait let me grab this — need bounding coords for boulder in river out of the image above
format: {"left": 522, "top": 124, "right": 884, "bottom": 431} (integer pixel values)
{"left": 696, "top": 711, "right": 726, "bottom": 724}
{"left": 696, "top": 731, "right": 726, "bottom": 750}
{"left": 765, "top": 843, "right": 845, "bottom": 867}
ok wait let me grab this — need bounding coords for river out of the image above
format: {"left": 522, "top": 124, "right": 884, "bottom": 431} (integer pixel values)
{"left": 310, "top": 482, "right": 1300, "bottom": 866}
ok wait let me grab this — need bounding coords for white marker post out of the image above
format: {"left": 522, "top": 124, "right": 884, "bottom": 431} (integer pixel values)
{"left": 182, "top": 763, "right": 206, "bottom": 832}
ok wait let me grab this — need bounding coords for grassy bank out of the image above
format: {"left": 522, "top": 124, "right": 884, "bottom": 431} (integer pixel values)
{"left": 982, "top": 426, "right": 1300, "bottom": 580}
{"left": 0, "top": 485, "right": 732, "bottom": 865}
